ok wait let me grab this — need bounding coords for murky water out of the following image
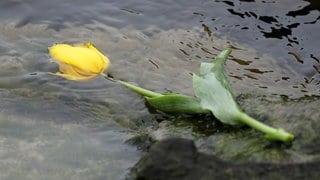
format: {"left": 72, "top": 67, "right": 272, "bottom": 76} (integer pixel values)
{"left": 0, "top": 0, "right": 319, "bottom": 179}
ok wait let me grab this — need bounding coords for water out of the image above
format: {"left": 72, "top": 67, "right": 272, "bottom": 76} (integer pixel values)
{"left": 0, "top": 0, "right": 319, "bottom": 179}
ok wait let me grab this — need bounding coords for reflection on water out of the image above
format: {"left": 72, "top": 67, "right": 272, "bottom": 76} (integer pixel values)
{"left": 0, "top": 111, "right": 138, "bottom": 179}
{"left": 0, "top": 0, "right": 319, "bottom": 179}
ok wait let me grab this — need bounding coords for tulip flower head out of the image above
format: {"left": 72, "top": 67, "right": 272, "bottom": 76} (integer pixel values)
{"left": 48, "top": 42, "right": 110, "bottom": 80}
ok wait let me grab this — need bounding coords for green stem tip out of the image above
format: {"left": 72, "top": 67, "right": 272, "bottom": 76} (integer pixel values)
{"left": 237, "top": 112, "right": 294, "bottom": 142}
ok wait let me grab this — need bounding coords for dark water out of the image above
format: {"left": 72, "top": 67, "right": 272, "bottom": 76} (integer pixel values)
{"left": 0, "top": 0, "right": 319, "bottom": 179}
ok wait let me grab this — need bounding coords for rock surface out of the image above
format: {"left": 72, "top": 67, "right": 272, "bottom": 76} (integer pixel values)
{"left": 130, "top": 138, "right": 320, "bottom": 180}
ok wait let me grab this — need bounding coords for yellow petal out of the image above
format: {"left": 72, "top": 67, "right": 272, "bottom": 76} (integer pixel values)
{"left": 83, "top": 43, "right": 110, "bottom": 72}
{"left": 49, "top": 43, "right": 110, "bottom": 75}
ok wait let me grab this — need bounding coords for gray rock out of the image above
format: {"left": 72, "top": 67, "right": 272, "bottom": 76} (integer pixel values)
{"left": 129, "top": 138, "right": 320, "bottom": 180}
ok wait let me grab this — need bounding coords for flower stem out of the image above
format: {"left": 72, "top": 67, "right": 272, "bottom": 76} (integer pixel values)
{"left": 101, "top": 72, "right": 163, "bottom": 98}
{"left": 237, "top": 112, "right": 294, "bottom": 142}
{"left": 117, "top": 80, "right": 163, "bottom": 98}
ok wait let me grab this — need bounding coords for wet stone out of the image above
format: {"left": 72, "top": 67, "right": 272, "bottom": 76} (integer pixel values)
{"left": 129, "top": 138, "right": 320, "bottom": 180}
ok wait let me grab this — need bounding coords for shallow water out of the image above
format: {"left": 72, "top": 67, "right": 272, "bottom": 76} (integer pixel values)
{"left": 0, "top": 0, "right": 319, "bottom": 179}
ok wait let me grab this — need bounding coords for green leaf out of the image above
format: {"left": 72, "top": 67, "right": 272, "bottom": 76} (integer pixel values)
{"left": 193, "top": 48, "right": 241, "bottom": 125}
{"left": 147, "top": 94, "right": 209, "bottom": 114}
{"left": 193, "top": 48, "right": 294, "bottom": 141}
{"left": 115, "top": 48, "right": 294, "bottom": 141}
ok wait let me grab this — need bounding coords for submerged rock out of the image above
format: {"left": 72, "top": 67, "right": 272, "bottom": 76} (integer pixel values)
{"left": 145, "top": 94, "right": 320, "bottom": 163}
{"left": 129, "top": 138, "right": 320, "bottom": 180}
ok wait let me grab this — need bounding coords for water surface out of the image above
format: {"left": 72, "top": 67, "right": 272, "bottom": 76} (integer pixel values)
{"left": 0, "top": 0, "right": 319, "bottom": 179}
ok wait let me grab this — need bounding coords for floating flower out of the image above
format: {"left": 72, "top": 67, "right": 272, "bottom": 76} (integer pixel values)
{"left": 48, "top": 42, "right": 110, "bottom": 80}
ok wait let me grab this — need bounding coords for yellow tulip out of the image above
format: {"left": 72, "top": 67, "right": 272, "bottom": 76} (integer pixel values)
{"left": 48, "top": 42, "right": 110, "bottom": 80}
